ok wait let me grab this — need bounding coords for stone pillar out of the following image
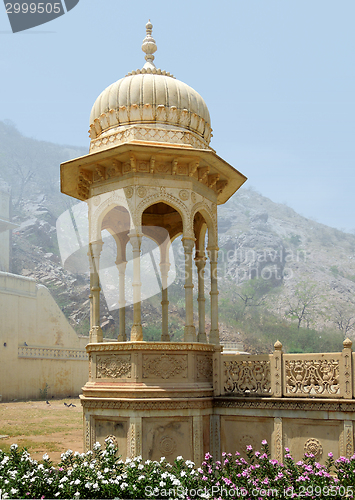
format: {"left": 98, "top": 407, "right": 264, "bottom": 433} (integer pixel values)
{"left": 271, "top": 340, "right": 283, "bottom": 397}
{"left": 129, "top": 231, "right": 143, "bottom": 341}
{"left": 89, "top": 240, "right": 103, "bottom": 343}
{"left": 208, "top": 246, "right": 219, "bottom": 345}
{"left": 160, "top": 257, "right": 170, "bottom": 342}
{"left": 342, "top": 338, "right": 353, "bottom": 399}
{"left": 127, "top": 417, "right": 142, "bottom": 458}
{"left": 210, "top": 414, "right": 221, "bottom": 461}
{"left": 272, "top": 417, "right": 283, "bottom": 463}
{"left": 195, "top": 254, "right": 207, "bottom": 343}
{"left": 193, "top": 415, "right": 203, "bottom": 465}
{"left": 182, "top": 237, "right": 196, "bottom": 342}
{"left": 343, "top": 421, "right": 354, "bottom": 459}
{"left": 116, "top": 259, "right": 127, "bottom": 342}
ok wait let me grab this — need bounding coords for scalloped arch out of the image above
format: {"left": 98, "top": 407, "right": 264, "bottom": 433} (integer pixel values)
{"left": 89, "top": 193, "right": 133, "bottom": 243}
{"left": 191, "top": 202, "right": 218, "bottom": 247}
{"left": 135, "top": 192, "right": 193, "bottom": 237}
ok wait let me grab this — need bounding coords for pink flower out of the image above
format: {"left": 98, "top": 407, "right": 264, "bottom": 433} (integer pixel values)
{"left": 262, "top": 439, "right": 267, "bottom": 445}
{"left": 246, "top": 445, "right": 253, "bottom": 451}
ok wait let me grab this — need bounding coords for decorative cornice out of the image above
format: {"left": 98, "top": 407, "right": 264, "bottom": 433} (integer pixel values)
{"left": 86, "top": 342, "right": 218, "bottom": 353}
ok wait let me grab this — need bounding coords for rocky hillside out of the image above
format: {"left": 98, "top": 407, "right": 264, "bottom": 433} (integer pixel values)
{"left": 1, "top": 121, "right": 354, "bottom": 353}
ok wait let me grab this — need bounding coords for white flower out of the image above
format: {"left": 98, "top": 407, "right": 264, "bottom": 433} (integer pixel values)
{"left": 176, "top": 455, "right": 183, "bottom": 460}
{"left": 138, "top": 475, "right": 145, "bottom": 481}
{"left": 74, "top": 478, "right": 80, "bottom": 485}
{"left": 74, "top": 492, "right": 80, "bottom": 497}
{"left": 93, "top": 483, "right": 99, "bottom": 490}
{"left": 138, "top": 463, "right": 144, "bottom": 470}
{"left": 54, "top": 492, "right": 60, "bottom": 497}
{"left": 160, "top": 456, "right": 166, "bottom": 462}
{"left": 159, "top": 481, "right": 166, "bottom": 487}
{"left": 120, "top": 482, "right": 128, "bottom": 490}
{"left": 10, "top": 488, "right": 18, "bottom": 495}
{"left": 42, "top": 453, "right": 49, "bottom": 461}
{"left": 10, "top": 444, "right": 18, "bottom": 451}
{"left": 93, "top": 442, "right": 101, "bottom": 451}
{"left": 180, "top": 471, "right": 186, "bottom": 477}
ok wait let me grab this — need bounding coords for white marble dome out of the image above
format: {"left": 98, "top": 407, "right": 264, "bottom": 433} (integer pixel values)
{"left": 89, "top": 22, "right": 212, "bottom": 152}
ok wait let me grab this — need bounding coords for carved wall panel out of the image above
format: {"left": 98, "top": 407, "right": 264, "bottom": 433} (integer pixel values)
{"left": 282, "top": 418, "right": 342, "bottom": 464}
{"left": 142, "top": 353, "right": 188, "bottom": 379}
{"left": 196, "top": 355, "right": 213, "bottom": 380}
{"left": 142, "top": 417, "right": 193, "bottom": 462}
{"left": 96, "top": 354, "right": 132, "bottom": 379}
{"left": 94, "top": 418, "right": 128, "bottom": 458}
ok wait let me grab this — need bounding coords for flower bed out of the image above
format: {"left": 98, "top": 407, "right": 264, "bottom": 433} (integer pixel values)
{"left": 0, "top": 440, "right": 354, "bottom": 499}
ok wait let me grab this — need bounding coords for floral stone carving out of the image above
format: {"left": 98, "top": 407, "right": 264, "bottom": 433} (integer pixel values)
{"left": 285, "top": 358, "right": 340, "bottom": 396}
{"left": 142, "top": 353, "right": 188, "bottom": 379}
{"left": 96, "top": 354, "right": 132, "bottom": 379}
{"left": 224, "top": 359, "right": 271, "bottom": 395}
{"left": 304, "top": 438, "right": 323, "bottom": 458}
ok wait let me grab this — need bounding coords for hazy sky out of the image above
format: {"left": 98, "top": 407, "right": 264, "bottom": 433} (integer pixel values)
{"left": 0, "top": 1, "right": 354, "bottom": 231}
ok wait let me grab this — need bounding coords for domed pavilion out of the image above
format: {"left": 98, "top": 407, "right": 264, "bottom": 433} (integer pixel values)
{"left": 61, "top": 22, "right": 247, "bottom": 461}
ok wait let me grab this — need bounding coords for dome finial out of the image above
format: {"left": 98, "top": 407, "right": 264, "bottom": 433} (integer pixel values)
{"left": 142, "top": 20, "right": 157, "bottom": 70}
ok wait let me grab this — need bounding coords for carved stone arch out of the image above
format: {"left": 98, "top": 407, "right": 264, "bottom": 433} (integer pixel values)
{"left": 135, "top": 193, "right": 192, "bottom": 237}
{"left": 89, "top": 194, "right": 132, "bottom": 243}
{"left": 191, "top": 202, "right": 217, "bottom": 248}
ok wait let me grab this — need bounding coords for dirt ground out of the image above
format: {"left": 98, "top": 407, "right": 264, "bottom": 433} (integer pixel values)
{"left": 0, "top": 398, "right": 83, "bottom": 463}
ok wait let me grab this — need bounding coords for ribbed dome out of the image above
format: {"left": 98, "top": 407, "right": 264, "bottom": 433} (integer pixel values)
{"left": 88, "top": 22, "right": 212, "bottom": 152}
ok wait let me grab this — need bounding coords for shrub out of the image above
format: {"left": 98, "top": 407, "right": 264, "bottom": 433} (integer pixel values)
{"left": 1, "top": 440, "right": 355, "bottom": 499}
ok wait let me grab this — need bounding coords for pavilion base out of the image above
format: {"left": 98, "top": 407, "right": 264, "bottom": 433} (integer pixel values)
{"left": 81, "top": 342, "right": 221, "bottom": 464}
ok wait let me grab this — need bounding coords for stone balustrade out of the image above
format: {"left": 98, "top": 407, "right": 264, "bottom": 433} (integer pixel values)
{"left": 221, "top": 338, "right": 354, "bottom": 399}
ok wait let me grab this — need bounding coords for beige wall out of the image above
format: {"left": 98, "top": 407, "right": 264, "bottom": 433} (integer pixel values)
{"left": 0, "top": 271, "right": 89, "bottom": 401}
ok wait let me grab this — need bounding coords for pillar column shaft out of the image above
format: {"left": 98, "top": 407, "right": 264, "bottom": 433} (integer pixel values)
{"left": 208, "top": 246, "right": 219, "bottom": 345}
{"left": 116, "top": 260, "right": 127, "bottom": 342}
{"left": 183, "top": 238, "right": 196, "bottom": 342}
{"left": 160, "top": 261, "right": 170, "bottom": 341}
{"left": 195, "top": 256, "right": 207, "bottom": 343}
{"left": 89, "top": 241, "right": 103, "bottom": 343}
{"left": 129, "top": 232, "right": 143, "bottom": 341}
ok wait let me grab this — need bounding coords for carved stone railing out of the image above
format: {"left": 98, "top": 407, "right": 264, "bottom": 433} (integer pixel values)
{"left": 223, "top": 354, "right": 272, "bottom": 396}
{"left": 220, "top": 339, "right": 354, "bottom": 399}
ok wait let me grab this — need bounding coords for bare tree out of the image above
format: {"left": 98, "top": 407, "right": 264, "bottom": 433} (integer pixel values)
{"left": 285, "top": 280, "right": 320, "bottom": 330}
{"left": 331, "top": 302, "right": 355, "bottom": 336}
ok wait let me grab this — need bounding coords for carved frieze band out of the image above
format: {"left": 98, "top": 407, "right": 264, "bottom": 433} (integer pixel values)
{"left": 215, "top": 397, "right": 355, "bottom": 413}
{"left": 89, "top": 125, "right": 210, "bottom": 153}
{"left": 81, "top": 399, "right": 213, "bottom": 410}
{"left": 284, "top": 358, "right": 340, "bottom": 396}
{"left": 96, "top": 354, "right": 132, "bottom": 379}
{"left": 224, "top": 359, "right": 271, "bottom": 396}
{"left": 18, "top": 346, "right": 88, "bottom": 361}
{"left": 142, "top": 353, "right": 188, "bottom": 379}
